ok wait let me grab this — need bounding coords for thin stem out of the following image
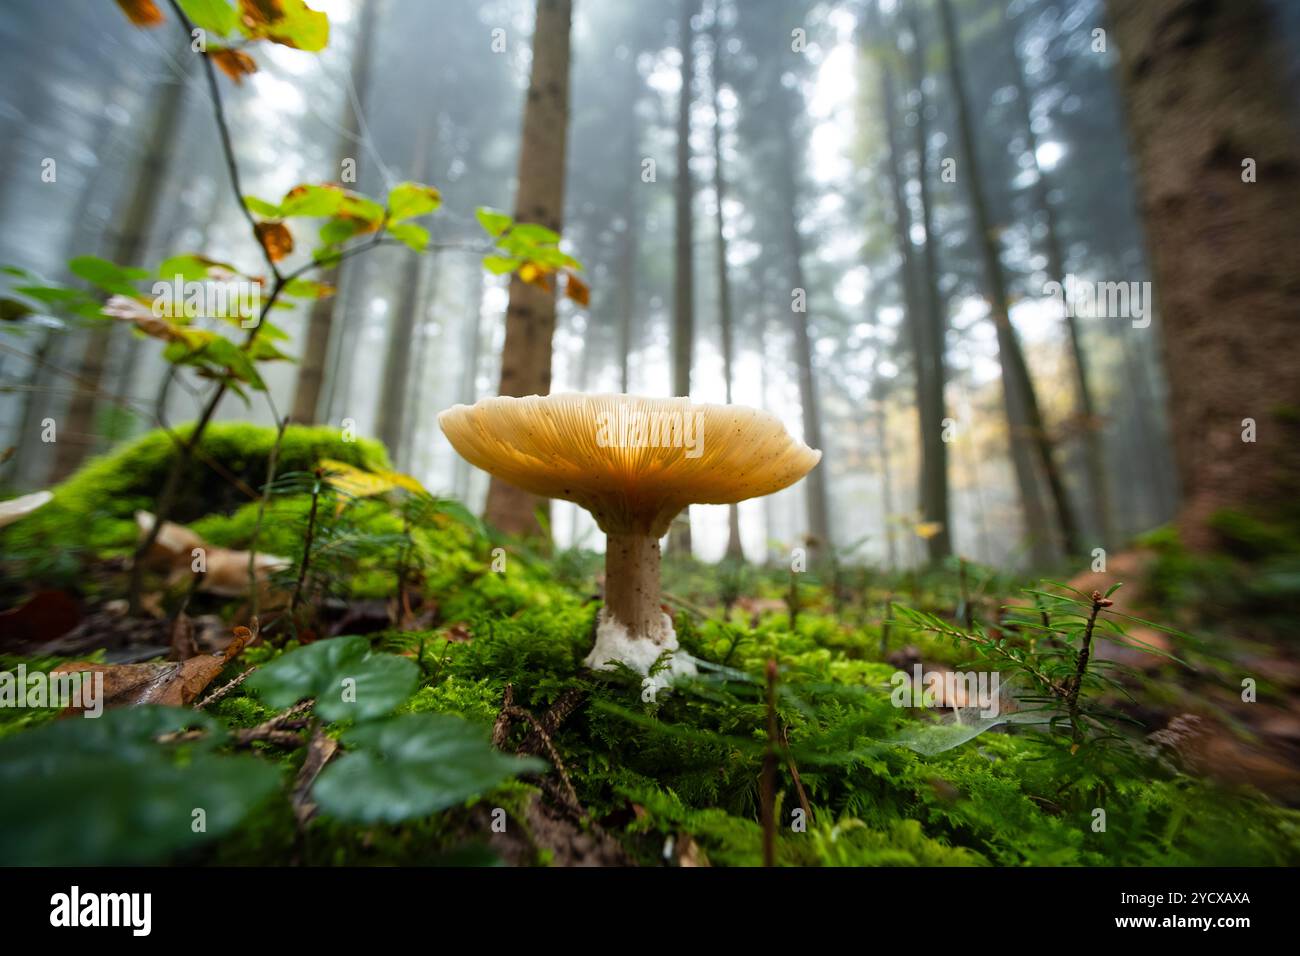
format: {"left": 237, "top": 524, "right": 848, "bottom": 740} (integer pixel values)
{"left": 289, "top": 467, "right": 324, "bottom": 624}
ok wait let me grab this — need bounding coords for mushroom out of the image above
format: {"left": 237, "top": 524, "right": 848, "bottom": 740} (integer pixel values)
{"left": 438, "top": 394, "right": 821, "bottom": 687}
{"left": 0, "top": 490, "right": 53, "bottom": 529}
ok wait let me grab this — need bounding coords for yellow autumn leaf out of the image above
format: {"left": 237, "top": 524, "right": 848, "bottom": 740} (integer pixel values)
{"left": 320, "top": 459, "right": 427, "bottom": 498}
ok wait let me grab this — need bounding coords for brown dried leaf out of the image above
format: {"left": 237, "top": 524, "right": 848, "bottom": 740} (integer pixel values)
{"left": 115, "top": 0, "right": 165, "bottom": 27}
{"left": 254, "top": 220, "right": 294, "bottom": 262}
{"left": 563, "top": 271, "right": 590, "bottom": 307}
{"left": 208, "top": 47, "right": 259, "bottom": 84}
{"left": 53, "top": 625, "right": 255, "bottom": 712}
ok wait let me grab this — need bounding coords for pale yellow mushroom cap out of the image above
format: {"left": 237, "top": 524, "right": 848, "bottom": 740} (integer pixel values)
{"left": 439, "top": 393, "right": 822, "bottom": 536}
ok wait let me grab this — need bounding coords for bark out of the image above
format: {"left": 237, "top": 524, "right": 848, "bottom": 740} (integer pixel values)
{"left": 374, "top": 128, "right": 432, "bottom": 461}
{"left": 901, "top": 6, "right": 953, "bottom": 563}
{"left": 710, "top": 10, "right": 743, "bottom": 560}
{"left": 1005, "top": 9, "right": 1114, "bottom": 548}
{"left": 1108, "top": 0, "right": 1300, "bottom": 548}
{"left": 50, "top": 49, "right": 192, "bottom": 481}
{"left": 935, "top": 0, "right": 1080, "bottom": 559}
{"left": 291, "top": 0, "right": 380, "bottom": 425}
{"left": 667, "top": 0, "right": 700, "bottom": 557}
{"left": 453, "top": 265, "right": 484, "bottom": 500}
{"left": 617, "top": 53, "right": 640, "bottom": 395}
{"left": 773, "top": 86, "right": 831, "bottom": 559}
{"left": 484, "top": 0, "right": 573, "bottom": 537}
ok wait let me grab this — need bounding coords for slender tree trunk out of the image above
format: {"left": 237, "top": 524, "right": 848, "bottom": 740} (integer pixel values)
{"left": 1108, "top": 0, "right": 1300, "bottom": 548}
{"left": 773, "top": 86, "right": 831, "bottom": 559}
{"left": 50, "top": 49, "right": 192, "bottom": 481}
{"left": 375, "top": 128, "right": 432, "bottom": 461}
{"left": 484, "top": 0, "right": 573, "bottom": 537}
{"left": 936, "top": 0, "right": 1080, "bottom": 559}
{"left": 667, "top": 0, "right": 700, "bottom": 557}
{"left": 453, "top": 264, "right": 484, "bottom": 500}
{"left": 901, "top": 6, "right": 953, "bottom": 563}
{"left": 710, "top": 9, "right": 743, "bottom": 560}
{"left": 399, "top": 252, "right": 441, "bottom": 467}
{"left": 292, "top": 0, "right": 380, "bottom": 425}
{"left": 617, "top": 52, "right": 640, "bottom": 395}
{"left": 1004, "top": 11, "right": 1113, "bottom": 549}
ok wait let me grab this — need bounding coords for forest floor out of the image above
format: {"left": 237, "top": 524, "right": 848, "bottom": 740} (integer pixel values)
{"left": 1, "top": 424, "right": 1298, "bottom": 866}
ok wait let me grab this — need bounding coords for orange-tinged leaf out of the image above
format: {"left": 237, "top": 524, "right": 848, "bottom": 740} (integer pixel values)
{"left": 255, "top": 221, "right": 294, "bottom": 262}
{"left": 564, "top": 271, "right": 590, "bottom": 307}
{"left": 209, "top": 47, "right": 258, "bottom": 84}
{"left": 115, "top": 0, "right": 165, "bottom": 27}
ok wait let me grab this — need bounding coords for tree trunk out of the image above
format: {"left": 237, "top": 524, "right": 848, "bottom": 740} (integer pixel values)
{"left": 292, "top": 0, "right": 380, "bottom": 425}
{"left": 1005, "top": 9, "right": 1114, "bottom": 549}
{"left": 453, "top": 264, "right": 484, "bottom": 500}
{"left": 50, "top": 48, "right": 192, "bottom": 481}
{"left": 901, "top": 5, "right": 953, "bottom": 564}
{"left": 667, "top": 0, "right": 700, "bottom": 557}
{"left": 773, "top": 87, "right": 831, "bottom": 560}
{"left": 484, "top": 0, "right": 573, "bottom": 537}
{"left": 374, "top": 128, "right": 432, "bottom": 461}
{"left": 935, "top": 0, "right": 1081, "bottom": 559}
{"left": 710, "top": 9, "right": 743, "bottom": 561}
{"left": 617, "top": 55, "right": 639, "bottom": 396}
{"left": 1108, "top": 0, "right": 1300, "bottom": 548}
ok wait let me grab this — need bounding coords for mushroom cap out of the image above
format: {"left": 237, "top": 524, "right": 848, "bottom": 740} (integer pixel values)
{"left": 439, "top": 393, "right": 822, "bottom": 536}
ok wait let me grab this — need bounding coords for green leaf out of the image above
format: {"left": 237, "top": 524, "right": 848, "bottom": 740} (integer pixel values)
{"left": 481, "top": 255, "right": 520, "bottom": 275}
{"left": 475, "top": 207, "right": 512, "bottom": 238}
{"left": 388, "top": 222, "right": 429, "bottom": 252}
{"left": 387, "top": 181, "right": 441, "bottom": 221}
{"left": 313, "top": 714, "right": 545, "bottom": 824}
{"left": 239, "top": 0, "right": 330, "bottom": 52}
{"left": 246, "top": 635, "right": 418, "bottom": 723}
{"left": 244, "top": 195, "right": 284, "bottom": 218}
{"left": 0, "top": 706, "right": 278, "bottom": 866}
{"left": 283, "top": 276, "right": 334, "bottom": 298}
{"left": 157, "top": 254, "right": 215, "bottom": 282}
{"left": 507, "top": 222, "right": 561, "bottom": 245}
{"left": 13, "top": 284, "right": 90, "bottom": 305}
{"left": 0, "top": 297, "right": 34, "bottom": 321}
{"left": 178, "top": 0, "right": 238, "bottom": 36}
{"left": 69, "top": 256, "right": 149, "bottom": 295}
{"left": 280, "top": 183, "right": 345, "bottom": 218}
{"left": 318, "top": 218, "right": 361, "bottom": 247}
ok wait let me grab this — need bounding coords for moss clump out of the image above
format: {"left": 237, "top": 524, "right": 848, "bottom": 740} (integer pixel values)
{"left": 0, "top": 424, "right": 388, "bottom": 593}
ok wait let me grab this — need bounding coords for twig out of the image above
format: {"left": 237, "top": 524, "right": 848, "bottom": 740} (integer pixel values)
{"left": 248, "top": 414, "right": 289, "bottom": 618}
{"left": 193, "top": 665, "right": 256, "bottom": 710}
{"left": 289, "top": 467, "right": 324, "bottom": 623}
{"left": 1066, "top": 591, "right": 1110, "bottom": 744}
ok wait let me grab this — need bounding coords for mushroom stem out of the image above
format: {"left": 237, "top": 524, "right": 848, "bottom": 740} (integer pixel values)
{"left": 603, "top": 531, "right": 670, "bottom": 644}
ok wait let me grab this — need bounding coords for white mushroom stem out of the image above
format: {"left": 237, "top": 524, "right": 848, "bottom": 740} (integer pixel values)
{"left": 603, "top": 532, "right": 670, "bottom": 644}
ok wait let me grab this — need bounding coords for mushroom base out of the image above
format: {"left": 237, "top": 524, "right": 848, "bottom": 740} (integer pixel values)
{"left": 583, "top": 608, "right": 697, "bottom": 693}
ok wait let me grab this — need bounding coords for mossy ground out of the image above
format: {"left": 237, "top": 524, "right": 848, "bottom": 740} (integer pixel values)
{"left": 2, "top": 425, "right": 1298, "bottom": 866}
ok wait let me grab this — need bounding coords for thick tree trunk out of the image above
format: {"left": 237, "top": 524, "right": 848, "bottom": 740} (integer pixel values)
{"left": 667, "top": 0, "right": 700, "bottom": 557}
{"left": 710, "top": 11, "right": 743, "bottom": 561}
{"left": 901, "top": 7, "right": 953, "bottom": 564}
{"left": 291, "top": 0, "right": 380, "bottom": 425}
{"left": 50, "top": 50, "right": 192, "bottom": 481}
{"left": 484, "top": 0, "right": 573, "bottom": 537}
{"left": 1108, "top": 0, "right": 1300, "bottom": 548}
{"left": 935, "top": 0, "right": 1080, "bottom": 560}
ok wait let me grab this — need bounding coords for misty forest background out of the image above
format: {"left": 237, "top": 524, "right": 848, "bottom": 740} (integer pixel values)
{"left": 1, "top": 0, "right": 1298, "bottom": 572}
